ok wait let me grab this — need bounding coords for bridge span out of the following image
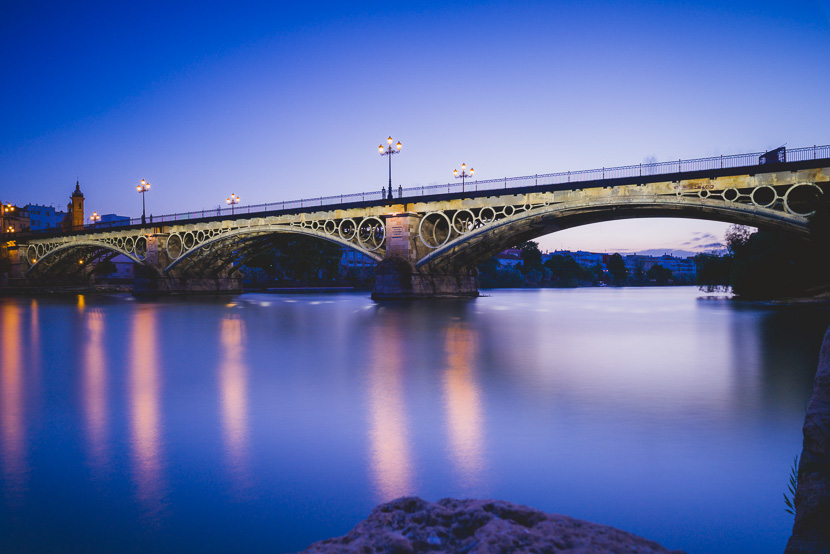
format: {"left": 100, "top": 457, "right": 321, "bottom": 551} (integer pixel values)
{"left": 8, "top": 145, "right": 830, "bottom": 298}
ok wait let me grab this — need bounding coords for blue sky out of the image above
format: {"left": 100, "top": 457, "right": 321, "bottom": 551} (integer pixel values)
{"left": 2, "top": 1, "right": 829, "bottom": 253}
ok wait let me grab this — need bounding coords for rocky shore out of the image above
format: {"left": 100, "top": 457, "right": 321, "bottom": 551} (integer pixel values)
{"left": 785, "top": 326, "right": 830, "bottom": 553}
{"left": 302, "top": 497, "right": 684, "bottom": 553}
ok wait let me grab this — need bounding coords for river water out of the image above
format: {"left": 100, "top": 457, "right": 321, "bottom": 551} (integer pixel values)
{"left": 0, "top": 287, "right": 826, "bottom": 552}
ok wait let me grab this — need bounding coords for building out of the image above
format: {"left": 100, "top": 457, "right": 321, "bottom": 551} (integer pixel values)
{"left": 62, "top": 181, "right": 85, "bottom": 231}
{"left": 495, "top": 248, "right": 523, "bottom": 268}
{"left": 95, "top": 214, "right": 131, "bottom": 229}
{"left": 1, "top": 202, "right": 30, "bottom": 234}
{"left": 340, "top": 249, "right": 375, "bottom": 270}
{"left": 26, "top": 204, "right": 66, "bottom": 231}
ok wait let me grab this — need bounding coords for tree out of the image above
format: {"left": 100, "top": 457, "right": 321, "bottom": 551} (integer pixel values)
{"left": 518, "top": 241, "right": 543, "bottom": 272}
{"left": 694, "top": 253, "right": 732, "bottom": 292}
{"left": 544, "top": 254, "right": 582, "bottom": 287}
{"left": 646, "top": 263, "right": 672, "bottom": 285}
{"left": 725, "top": 224, "right": 752, "bottom": 256}
{"left": 607, "top": 253, "right": 627, "bottom": 285}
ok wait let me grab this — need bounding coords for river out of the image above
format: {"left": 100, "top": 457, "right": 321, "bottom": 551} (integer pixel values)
{"left": 0, "top": 287, "right": 826, "bottom": 552}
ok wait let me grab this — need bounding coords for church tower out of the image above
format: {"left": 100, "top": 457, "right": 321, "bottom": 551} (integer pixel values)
{"left": 64, "top": 181, "right": 85, "bottom": 230}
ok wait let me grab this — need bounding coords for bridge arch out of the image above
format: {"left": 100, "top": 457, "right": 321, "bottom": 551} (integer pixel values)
{"left": 162, "top": 224, "right": 384, "bottom": 274}
{"left": 23, "top": 240, "right": 146, "bottom": 277}
{"left": 416, "top": 194, "right": 816, "bottom": 273}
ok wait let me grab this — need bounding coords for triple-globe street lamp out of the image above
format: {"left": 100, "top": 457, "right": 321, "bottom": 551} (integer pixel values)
{"left": 89, "top": 212, "right": 101, "bottom": 225}
{"left": 137, "top": 179, "right": 151, "bottom": 224}
{"left": 378, "top": 136, "right": 402, "bottom": 200}
{"left": 227, "top": 193, "right": 240, "bottom": 215}
{"left": 453, "top": 163, "right": 475, "bottom": 193}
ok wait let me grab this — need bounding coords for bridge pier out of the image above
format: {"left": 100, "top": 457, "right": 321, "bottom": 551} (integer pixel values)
{"left": 133, "top": 235, "right": 243, "bottom": 295}
{"left": 372, "top": 213, "right": 479, "bottom": 300}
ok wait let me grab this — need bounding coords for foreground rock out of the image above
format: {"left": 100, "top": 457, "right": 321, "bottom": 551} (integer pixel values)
{"left": 302, "top": 497, "right": 684, "bottom": 553}
{"left": 785, "top": 327, "right": 830, "bottom": 553}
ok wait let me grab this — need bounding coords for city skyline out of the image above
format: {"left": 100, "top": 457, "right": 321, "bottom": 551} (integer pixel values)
{"left": 2, "top": 1, "right": 829, "bottom": 253}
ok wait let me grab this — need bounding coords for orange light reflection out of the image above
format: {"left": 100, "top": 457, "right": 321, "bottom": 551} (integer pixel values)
{"left": 443, "top": 322, "right": 485, "bottom": 490}
{"left": 367, "top": 316, "right": 414, "bottom": 501}
{"left": 83, "top": 310, "right": 109, "bottom": 469}
{"left": 129, "top": 307, "right": 166, "bottom": 517}
{"left": 0, "top": 302, "right": 26, "bottom": 491}
{"left": 219, "top": 316, "right": 250, "bottom": 488}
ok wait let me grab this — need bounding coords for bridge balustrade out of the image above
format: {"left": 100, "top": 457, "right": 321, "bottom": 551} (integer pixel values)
{"left": 19, "top": 144, "right": 830, "bottom": 237}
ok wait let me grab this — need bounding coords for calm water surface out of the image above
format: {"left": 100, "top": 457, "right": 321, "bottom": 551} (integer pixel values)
{"left": 0, "top": 288, "right": 827, "bottom": 553}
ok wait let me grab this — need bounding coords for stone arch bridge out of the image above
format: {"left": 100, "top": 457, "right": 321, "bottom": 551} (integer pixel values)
{"left": 11, "top": 146, "right": 830, "bottom": 298}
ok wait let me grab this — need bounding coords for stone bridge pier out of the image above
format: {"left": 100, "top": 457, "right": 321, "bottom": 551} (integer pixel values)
{"left": 134, "top": 234, "right": 242, "bottom": 295}
{"left": 372, "top": 212, "right": 479, "bottom": 300}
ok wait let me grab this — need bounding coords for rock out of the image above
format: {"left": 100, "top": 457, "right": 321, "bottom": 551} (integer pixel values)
{"left": 301, "top": 497, "right": 685, "bottom": 553}
{"left": 785, "top": 327, "right": 830, "bottom": 553}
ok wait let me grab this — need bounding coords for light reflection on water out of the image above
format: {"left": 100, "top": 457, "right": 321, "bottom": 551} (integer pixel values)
{"left": 220, "top": 316, "right": 250, "bottom": 490}
{"left": 83, "top": 309, "right": 109, "bottom": 471}
{"left": 129, "top": 306, "right": 166, "bottom": 520}
{"left": 442, "top": 322, "right": 485, "bottom": 491}
{"left": 0, "top": 288, "right": 827, "bottom": 553}
{"left": 0, "top": 303, "right": 25, "bottom": 495}
{"left": 367, "top": 310, "right": 414, "bottom": 501}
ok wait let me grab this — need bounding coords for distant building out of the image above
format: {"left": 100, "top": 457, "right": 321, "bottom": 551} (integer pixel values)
{"left": 341, "top": 249, "right": 375, "bottom": 269}
{"left": 495, "top": 248, "right": 522, "bottom": 268}
{"left": 623, "top": 253, "right": 696, "bottom": 279}
{"left": 1, "top": 202, "right": 30, "bottom": 234}
{"left": 26, "top": 204, "right": 66, "bottom": 230}
{"left": 95, "top": 213, "right": 131, "bottom": 229}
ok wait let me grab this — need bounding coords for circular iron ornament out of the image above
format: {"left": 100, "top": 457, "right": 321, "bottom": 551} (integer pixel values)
{"left": 196, "top": 230, "right": 206, "bottom": 243}
{"left": 116, "top": 236, "right": 125, "bottom": 249}
{"left": 324, "top": 220, "right": 337, "bottom": 234}
{"left": 35, "top": 243, "right": 45, "bottom": 258}
{"left": 135, "top": 236, "right": 148, "bottom": 260}
{"left": 698, "top": 189, "right": 709, "bottom": 199}
{"left": 166, "top": 233, "right": 184, "bottom": 259}
{"left": 356, "top": 217, "right": 386, "bottom": 251}
{"left": 503, "top": 205, "right": 515, "bottom": 217}
{"left": 479, "top": 207, "right": 496, "bottom": 224}
{"left": 311, "top": 220, "right": 320, "bottom": 231}
{"left": 418, "top": 211, "right": 452, "bottom": 249}
{"left": 751, "top": 185, "right": 777, "bottom": 208}
{"left": 452, "top": 209, "right": 476, "bottom": 234}
{"left": 723, "top": 188, "right": 740, "bottom": 202}
{"left": 124, "top": 237, "right": 135, "bottom": 253}
{"left": 338, "top": 218, "right": 357, "bottom": 241}
{"left": 183, "top": 232, "right": 195, "bottom": 250}
{"left": 784, "top": 183, "right": 823, "bottom": 216}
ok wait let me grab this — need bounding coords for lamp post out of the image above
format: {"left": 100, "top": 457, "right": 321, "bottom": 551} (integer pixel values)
{"left": 137, "top": 179, "right": 150, "bottom": 224}
{"left": 378, "top": 136, "right": 402, "bottom": 200}
{"left": 453, "top": 163, "right": 475, "bottom": 193}
{"left": 227, "top": 193, "right": 240, "bottom": 215}
{"left": 89, "top": 212, "right": 101, "bottom": 226}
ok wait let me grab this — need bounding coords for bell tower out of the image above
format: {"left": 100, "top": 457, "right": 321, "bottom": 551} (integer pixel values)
{"left": 70, "top": 180, "right": 84, "bottom": 229}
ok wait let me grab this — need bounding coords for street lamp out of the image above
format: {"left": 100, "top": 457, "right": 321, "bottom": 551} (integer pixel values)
{"left": 137, "top": 179, "right": 151, "bottom": 224}
{"left": 89, "top": 212, "right": 101, "bottom": 226}
{"left": 378, "top": 136, "right": 402, "bottom": 200}
{"left": 226, "top": 193, "right": 240, "bottom": 215}
{"left": 453, "top": 163, "right": 475, "bottom": 193}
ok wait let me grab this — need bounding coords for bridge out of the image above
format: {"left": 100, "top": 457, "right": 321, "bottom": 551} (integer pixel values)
{"left": 7, "top": 144, "right": 830, "bottom": 298}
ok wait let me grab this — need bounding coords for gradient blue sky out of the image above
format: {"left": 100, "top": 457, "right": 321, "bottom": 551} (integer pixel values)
{"left": 2, "top": 1, "right": 829, "bottom": 253}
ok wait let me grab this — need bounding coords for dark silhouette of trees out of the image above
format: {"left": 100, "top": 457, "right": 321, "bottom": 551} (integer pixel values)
{"left": 607, "top": 253, "right": 627, "bottom": 285}
{"left": 694, "top": 253, "right": 731, "bottom": 292}
{"left": 518, "top": 241, "right": 543, "bottom": 272}
{"left": 646, "top": 263, "right": 672, "bottom": 285}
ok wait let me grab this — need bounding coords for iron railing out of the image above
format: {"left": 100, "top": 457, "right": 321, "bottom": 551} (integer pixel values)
{"left": 24, "top": 144, "right": 830, "bottom": 235}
